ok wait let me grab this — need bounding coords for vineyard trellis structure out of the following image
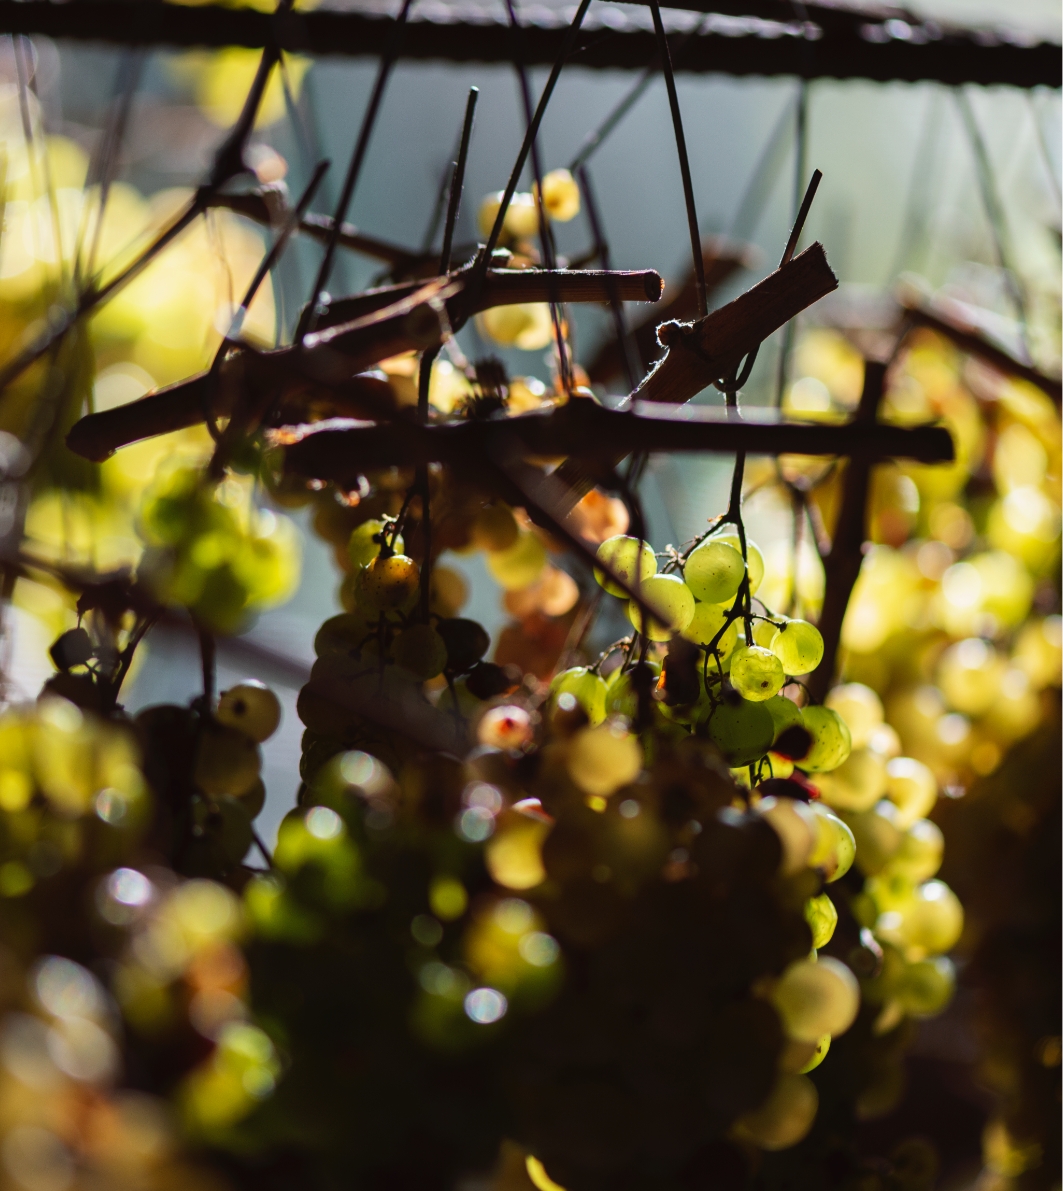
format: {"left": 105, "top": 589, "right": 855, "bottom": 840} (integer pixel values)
{"left": 0, "top": 0, "right": 1059, "bottom": 719}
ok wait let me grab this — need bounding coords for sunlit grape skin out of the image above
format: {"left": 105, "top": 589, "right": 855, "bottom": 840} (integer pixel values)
{"left": 625, "top": 574, "right": 695, "bottom": 641}
{"left": 710, "top": 531, "right": 765, "bottom": 595}
{"left": 729, "top": 645, "right": 785, "bottom": 702}
{"left": 550, "top": 667, "right": 608, "bottom": 726}
{"left": 772, "top": 956, "right": 860, "bottom": 1042}
{"left": 799, "top": 706, "right": 852, "bottom": 772}
{"left": 359, "top": 554, "right": 420, "bottom": 610}
{"left": 707, "top": 698, "right": 774, "bottom": 767}
{"left": 594, "top": 534, "right": 657, "bottom": 597}
{"left": 683, "top": 539, "right": 745, "bottom": 604}
{"left": 769, "top": 619, "right": 824, "bottom": 676}
{"left": 216, "top": 681, "right": 282, "bottom": 743}
{"left": 804, "top": 892, "right": 838, "bottom": 949}
{"left": 683, "top": 601, "right": 738, "bottom": 654}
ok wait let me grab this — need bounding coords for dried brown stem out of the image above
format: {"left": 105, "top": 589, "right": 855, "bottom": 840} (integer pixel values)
{"left": 634, "top": 242, "right": 838, "bottom": 405}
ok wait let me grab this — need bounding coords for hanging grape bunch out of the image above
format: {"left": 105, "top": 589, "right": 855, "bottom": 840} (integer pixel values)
{"left": 2, "top": 7, "right": 1057, "bottom": 1187}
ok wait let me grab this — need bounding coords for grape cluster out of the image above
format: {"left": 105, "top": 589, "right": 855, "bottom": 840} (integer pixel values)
{"left": 137, "top": 462, "right": 299, "bottom": 635}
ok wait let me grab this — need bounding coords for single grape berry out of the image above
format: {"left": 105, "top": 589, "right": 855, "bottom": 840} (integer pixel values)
{"left": 895, "top": 956, "right": 956, "bottom": 1017}
{"left": 683, "top": 539, "right": 745, "bottom": 604}
{"left": 710, "top": 531, "right": 765, "bottom": 595}
{"left": 216, "top": 681, "right": 282, "bottom": 742}
{"left": 594, "top": 535, "right": 657, "bottom": 598}
{"left": 536, "top": 168, "right": 581, "bottom": 222}
{"left": 807, "top": 802, "right": 856, "bottom": 882}
{"left": 707, "top": 696, "right": 775, "bottom": 766}
{"left": 550, "top": 667, "right": 608, "bottom": 726}
{"left": 471, "top": 504, "right": 519, "bottom": 553}
{"left": 764, "top": 694, "right": 803, "bottom": 741}
{"left": 729, "top": 645, "right": 785, "bottom": 701}
{"left": 885, "top": 818, "right": 943, "bottom": 882}
{"left": 437, "top": 618, "right": 491, "bottom": 674}
{"left": 359, "top": 554, "right": 420, "bottom": 610}
{"left": 348, "top": 519, "right": 402, "bottom": 571}
{"left": 625, "top": 574, "right": 695, "bottom": 642}
{"left": 392, "top": 624, "right": 448, "bottom": 680}
{"left": 194, "top": 724, "right": 261, "bottom": 797}
{"left": 772, "top": 955, "right": 860, "bottom": 1042}
{"left": 770, "top": 619, "right": 825, "bottom": 675}
{"left": 477, "top": 704, "right": 534, "bottom": 751}
{"left": 799, "top": 706, "right": 852, "bottom": 772}
{"left": 683, "top": 601, "right": 738, "bottom": 655}
{"left": 804, "top": 892, "right": 839, "bottom": 949}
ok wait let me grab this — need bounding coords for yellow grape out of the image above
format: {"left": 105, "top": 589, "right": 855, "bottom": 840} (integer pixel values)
{"left": 894, "top": 956, "right": 955, "bottom": 1018}
{"left": 883, "top": 819, "right": 944, "bottom": 883}
{"left": 877, "top": 879, "right": 963, "bottom": 957}
{"left": 772, "top": 956, "right": 860, "bottom": 1042}
{"left": 536, "top": 169, "right": 581, "bottom": 222}
{"left": 936, "top": 637, "right": 1006, "bottom": 716}
{"left": 755, "top": 796, "right": 815, "bottom": 876}
{"left": 626, "top": 574, "right": 695, "bottom": 641}
{"left": 804, "top": 892, "right": 838, "bottom": 949}
{"left": 799, "top": 1034, "right": 831, "bottom": 1074}
{"left": 566, "top": 721, "right": 642, "bottom": 796}
{"left": 488, "top": 531, "right": 548, "bottom": 591}
{"left": 710, "top": 531, "right": 764, "bottom": 595}
{"left": 359, "top": 554, "right": 420, "bottom": 610}
{"left": 733, "top": 1073, "right": 819, "bottom": 1151}
{"left": 392, "top": 624, "right": 448, "bottom": 680}
{"left": 472, "top": 504, "right": 519, "bottom": 553}
{"left": 683, "top": 602, "right": 738, "bottom": 656}
{"left": 216, "top": 681, "right": 282, "bottom": 743}
{"left": 845, "top": 799, "right": 904, "bottom": 876}
{"left": 825, "top": 683, "right": 883, "bottom": 749}
{"left": 815, "top": 747, "right": 887, "bottom": 813}
{"left": 683, "top": 539, "right": 744, "bottom": 604}
{"left": 769, "top": 619, "right": 824, "bottom": 676}
{"left": 799, "top": 707, "right": 851, "bottom": 772}
{"left": 550, "top": 667, "right": 608, "bottom": 726}
{"left": 884, "top": 757, "right": 937, "bottom": 829}
{"left": 806, "top": 802, "right": 856, "bottom": 882}
{"left": 594, "top": 535, "right": 657, "bottom": 597}
{"left": 729, "top": 645, "right": 785, "bottom": 702}
{"left": 707, "top": 698, "right": 774, "bottom": 767}
{"left": 348, "top": 520, "right": 401, "bottom": 571}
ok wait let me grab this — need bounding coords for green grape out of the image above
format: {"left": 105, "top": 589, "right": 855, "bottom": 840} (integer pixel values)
{"left": 825, "top": 682, "right": 883, "bottom": 749}
{"left": 216, "top": 681, "right": 282, "bottom": 742}
{"left": 239, "top": 778, "right": 267, "bottom": 820}
{"left": 879, "top": 879, "right": 963, "bottom": 956}
{"left": 804, "top": 893, "right": 838, "bottom": 949}
{"left": 392, "top": 624, "right": 447, "bottom": 679}
{"left": 800, "top": 706, "right": 851, "bottom": 772}
{"left": 550, "top": 667, "right": 608, "bottom": 726}
{"left": 729, "top": 645, "right": 785, "bottom": 702}
{"left": 815, "top": 747, "right": 887, "bottom": 812}
{"left": 895, "top": 956, "right": 955, "bottom": 1017}
{"left": 884, "top": 757, "right": 937, "bottom": 829}
{"left": 626, "top": 574, "right": 695, "bottom": 641}
{"left": 471, "top": 504, "right": 519, "bottom": 552}
{"left": 807, "top": 802, "right": 856, "bottom": 882}
{"left": 194, "top": 724, "right": 262, "bottom": 797}
{"left": 707, "top": 697, "right": 774, "bottom": 767}
{"left": 566, "top": 721, "right": 643, "bottom": 796}
{"left": 799, "top": 1034, "right": 831, "bottom": 1074}
{"left": 683, "top": 602, "right": 738, "bottom": 655}
{"left": 770, "top": 619, "right": 824, "bottom": 676}
{"left": 733, "top": 1073, "right": 818, "bottom": 1151}
{"left": 883, "top": 819, "right": 943, "bottom": 883}
{"left": 605, "top": 662, "right": 661, "bottom": 719}
{"left": 315, "top": 613, "right": 373, "bottom": 657}
{"left": 487, "top": 530, "right": 547, "bottom": 590}
{"left": 772, "top": 956, "right": 860, "bottom": 1042}
{"left": 710, "top": 531, "right": 765, "bottom": 595}
{"left": 752, "top": 619, "right": 781, "bottom": 648}
{"left": 359, "top": 554, "right": 420, "bottom": 610}
{"left": 845, "top": 800, "right": 903, "bottom": 875}
{"left": 757, "top": 796, "right": 816, "bottom": 875}
{"left": 682, "top": 539, "right": 744, "bottom": 604}
{"left": 765, "top": 694, "right": 803, "bottom": 741}
{"left": 594, "top": 534, "right": 657, "bottom": 597}
{"left": 348, "top": 519, "right": 402, "bottom": 570}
